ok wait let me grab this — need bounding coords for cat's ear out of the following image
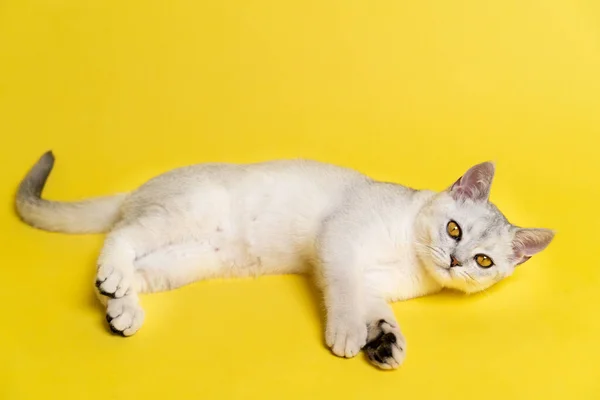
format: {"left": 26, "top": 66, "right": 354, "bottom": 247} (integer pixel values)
{"left": 512, "top": 228, "right": 555, "bottom": 266}
{"left": 448, "top": 161, "right": 495, "bottom": 202}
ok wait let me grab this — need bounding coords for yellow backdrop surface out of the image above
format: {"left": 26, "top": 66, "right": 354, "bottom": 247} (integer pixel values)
{"left": 1, "top": 1, "right": 599, "bottom": 399}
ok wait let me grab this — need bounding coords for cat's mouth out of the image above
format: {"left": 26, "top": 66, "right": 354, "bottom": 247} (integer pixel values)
{"left": 415, "top": 243, "right": 458, "bottom": 286}
{"left": 427, "top": 259, "right": 482, "bottom": 293}
{"left": 426, "top": 262, "right": 476, "bottom": 292}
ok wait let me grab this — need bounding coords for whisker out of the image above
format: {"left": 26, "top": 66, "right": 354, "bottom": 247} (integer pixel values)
{"left": 414, "top": 241, "right": 449, "bottom": 266}
{"left": 464, "top": 271, "right": 476, "bottom": 282}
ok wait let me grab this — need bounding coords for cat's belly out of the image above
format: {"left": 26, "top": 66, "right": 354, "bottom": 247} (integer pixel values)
{"left": 135, "top": 237, "right": 308, "bottom": 276}
{"left": 132, "top": 237, "right": 310, "bottom": 292}
{"left": 134, "top": 231, "right": 307, "bottom": 288}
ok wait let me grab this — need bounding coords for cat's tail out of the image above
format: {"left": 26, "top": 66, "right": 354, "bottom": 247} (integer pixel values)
{"left": 15, "top": 151, "right": 128, "bottom": 234}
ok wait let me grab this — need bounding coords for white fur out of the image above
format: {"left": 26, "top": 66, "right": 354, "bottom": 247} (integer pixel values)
{"left": 16, "top": 154, "right": 555, "bottom": 370}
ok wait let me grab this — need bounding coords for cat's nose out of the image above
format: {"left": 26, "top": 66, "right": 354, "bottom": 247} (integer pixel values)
{"left": 450, "top": 255, "right": 462, "bottom": 268}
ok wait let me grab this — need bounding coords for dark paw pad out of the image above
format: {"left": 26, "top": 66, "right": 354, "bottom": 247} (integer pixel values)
{"left": 365, "top": 332, "right": 399, "bottom": 363}
{"left": 364, "top": 319, "right": 405, "bottom": 369}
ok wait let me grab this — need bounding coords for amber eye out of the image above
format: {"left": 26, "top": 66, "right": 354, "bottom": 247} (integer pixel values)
{"left": 475, "top": 254, "right": 494, "bottom": 268}
{"left": 446, "top": 221, "right": 462, "bottom": 240}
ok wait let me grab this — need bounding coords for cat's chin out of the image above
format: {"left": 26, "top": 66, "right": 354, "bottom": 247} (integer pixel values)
{"left": 422, "top": 261, "right": 452, "bottom": 286}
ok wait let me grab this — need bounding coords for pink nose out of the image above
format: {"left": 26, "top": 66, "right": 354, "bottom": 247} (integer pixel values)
{"left": 450, "top": 255, "right": 462, "bottom": 268}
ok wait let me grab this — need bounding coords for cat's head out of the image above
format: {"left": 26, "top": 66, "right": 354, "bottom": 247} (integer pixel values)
{"left": 415, "top": 161, "right": 555, "bottom": 294}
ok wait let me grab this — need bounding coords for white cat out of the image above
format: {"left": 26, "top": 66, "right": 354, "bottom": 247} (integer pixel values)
{"left": 16, "top": 152, "right": 554, "bottom": 369}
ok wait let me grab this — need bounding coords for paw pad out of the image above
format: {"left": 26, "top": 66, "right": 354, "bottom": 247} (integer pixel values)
{"left": 364, "top": 320, "right": 406, "bottom": 369}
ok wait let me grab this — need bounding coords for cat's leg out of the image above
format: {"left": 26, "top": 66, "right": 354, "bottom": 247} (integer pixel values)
{"left": 322, "top": 267, "right": 369, "bottom": 359}
{"left": 95, "top": 227, "right": 140, "bottom": 299}
{"left": 363, "top": 298, "right": 406, "bottom": 369}
{"left": 317, "top": 208, "right": 407, "bottom": 368}
{"left": 95, "top": 221, "right": 163, "bottom": 336}
{"left": 321, "top": 268, "right": 406, "bottom": 368}
{"left": 317, "top": 224, "right": 370, "bottom": 358}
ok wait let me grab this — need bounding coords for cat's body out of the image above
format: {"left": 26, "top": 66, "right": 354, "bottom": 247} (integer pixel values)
{"left": 16, "top": 152, "right": 554, "bottom": 369}
{"left": 128, "top": 160, "right": 439, "bottom": 300}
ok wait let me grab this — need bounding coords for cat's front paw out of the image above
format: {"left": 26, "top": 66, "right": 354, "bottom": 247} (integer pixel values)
{"left": 96, "top": 263, "right": 132, "bottom": 299}
{"left": 364, "top": 319, "right": 406, "bottom": 370}
{"left": 326, "top": 318, "right": 368, "bottom": 358}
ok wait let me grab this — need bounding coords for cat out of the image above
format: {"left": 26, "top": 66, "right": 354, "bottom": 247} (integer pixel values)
{"left": 15, "top": 151, "right": 554, "bottom": 370}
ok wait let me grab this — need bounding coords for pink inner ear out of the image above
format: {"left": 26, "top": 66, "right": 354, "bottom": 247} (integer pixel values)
{"left": 449, "top": 162, "right": 495, "bottom": 202}
{"left": 512, "top": 229, "right": 555, "bottom": 265}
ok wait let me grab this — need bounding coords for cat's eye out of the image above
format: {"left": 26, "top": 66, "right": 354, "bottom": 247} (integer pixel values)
{"left": 446, "top": 220, "right": 462, "bottom": 240}
{"left": 475, "top": 254, "right": 494, "bottom": 268}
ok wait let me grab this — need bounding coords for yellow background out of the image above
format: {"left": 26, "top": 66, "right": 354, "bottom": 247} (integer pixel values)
{"left": 1, "top": 1, "right": 598, "bottom": 399}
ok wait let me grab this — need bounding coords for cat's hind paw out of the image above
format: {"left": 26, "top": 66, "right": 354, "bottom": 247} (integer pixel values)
{"left": 364, "top": 320, "right": 406, "bottom": 370}
{"left": 96, "top": 263, "right": 133, "bottom": 299}
{"left": 106, "top": 296, "right": 144, "bottom": 337}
